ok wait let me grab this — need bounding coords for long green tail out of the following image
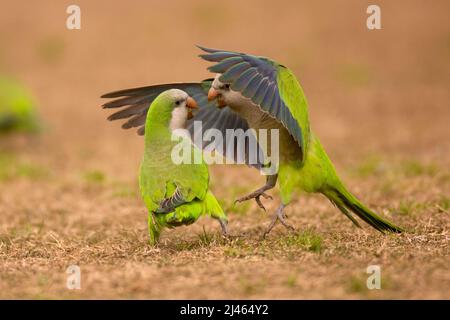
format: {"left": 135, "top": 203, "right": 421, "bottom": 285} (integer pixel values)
{"left": 324, "top": 184, "right": 403, "bottom": 233}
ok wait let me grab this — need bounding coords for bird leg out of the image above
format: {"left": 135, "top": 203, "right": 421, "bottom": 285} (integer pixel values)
{"left": 219, "top": 219, "right": 229, "bottom": 237}
{"left": 234, "top": 174, "right": 277, "bottom": 211}
{"left": 155, "top": 188, "right": 186, "bottom": 214}
{"left": 263, "top": 204, "right": 295, "bottom": 238}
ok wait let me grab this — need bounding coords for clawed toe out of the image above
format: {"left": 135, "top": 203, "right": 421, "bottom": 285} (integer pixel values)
{"left": 262, "top": 204, "right": 295, "bottom": 238}
{"left": 234, "top": 191, "right": 273, "bottom": 211}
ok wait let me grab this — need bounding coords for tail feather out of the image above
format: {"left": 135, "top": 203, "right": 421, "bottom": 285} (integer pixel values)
{"left": 325, "top": 186, "right": 403, "bottom": 233}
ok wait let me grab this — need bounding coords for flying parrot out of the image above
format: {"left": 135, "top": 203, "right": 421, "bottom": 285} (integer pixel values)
{"left": 107, "top": 88, "right": 228, "bottom": 244}
{"left": 0, "top": 76, "right": 41, "bottom": 134}
{"left": 101, "top": 46, "right": 403, "bottom": 237}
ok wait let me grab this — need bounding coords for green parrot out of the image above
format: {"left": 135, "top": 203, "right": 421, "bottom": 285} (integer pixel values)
{"left": 121, "top": 88, "right": 228, "bottom": 244}
{"left": 0, "top": 76, "right": 40, "bottom": 134}
{"left": 101, "top": 46, "right": 402, "bottom": 237}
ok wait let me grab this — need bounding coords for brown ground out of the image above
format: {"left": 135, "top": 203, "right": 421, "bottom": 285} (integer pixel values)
{"left": 0, "top": 0, "right": 449, "bottom": 299}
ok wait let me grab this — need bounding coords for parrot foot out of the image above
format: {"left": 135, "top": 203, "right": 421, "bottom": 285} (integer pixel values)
{"left": 262, "top": 204, "right": 295, "bottom": 238}
{"left": 234, "top": 190, "right": 273, "bottom": 211}
{"left": 219, "top": 219, "right": 229, "bottom": 237}
{"left": 234, "top": 175, "right": 277, "bottom": 211}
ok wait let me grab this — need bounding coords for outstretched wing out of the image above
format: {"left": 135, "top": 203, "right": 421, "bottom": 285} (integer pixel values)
{"left": 198, "top": 46, "right": 310, "bottom": 162}
{"left": 101, "top": 80, "right": 264, "bottom": 168}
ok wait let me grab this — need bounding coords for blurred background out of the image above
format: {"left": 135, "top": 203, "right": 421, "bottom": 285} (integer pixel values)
{"left": 0, "top": 1, "right": 448, "bottom": 299}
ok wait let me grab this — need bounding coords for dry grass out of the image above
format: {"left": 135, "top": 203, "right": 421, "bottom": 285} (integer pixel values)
{"left": 0, "top": 0, "right": 449, "bottom": 299}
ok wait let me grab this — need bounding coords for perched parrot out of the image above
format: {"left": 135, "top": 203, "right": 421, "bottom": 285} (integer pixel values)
{"left": 101, "top": 46, "right": 403, "bottom": 237}
{"left": 0, "top": 76, "right": 40, "bottom": 134}
{"left": 111, "top": 88, "right": 228, "bottom": 244}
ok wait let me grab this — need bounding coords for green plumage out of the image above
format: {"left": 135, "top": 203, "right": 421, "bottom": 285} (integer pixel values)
{"left": 199, "top": 47, "right": 403, "bottom": 233}
{"left": 276, "top": 65, "right": 310, "bottom": 159}
{"left": 278, "top": 134, "right": 402, "bottom": 233}
{"left": 139, "top": 90, "right": 227, "bottom": 244}
{"left": 102, "top": 46, "right": 403, "bottom": 235}
{"left": 276, "top": 69, "right": 402, "bottom": 233}
{"left": 0, "top": 76, "right": 40, "bottom": 134}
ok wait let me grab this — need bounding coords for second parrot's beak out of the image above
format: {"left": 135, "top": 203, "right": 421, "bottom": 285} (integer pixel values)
{"left": 208, "top": 87, "right": 226, "bottom": 108}
{"left": 186, "top": 96, "right": 198, "bottom": 120}
{"left": 208, "top": 87, "right": 218, "bottom": 101}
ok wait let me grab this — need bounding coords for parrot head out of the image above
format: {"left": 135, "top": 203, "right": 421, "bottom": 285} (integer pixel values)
{"left": 208, "top": 74, "right": 241, "bottom": 109}
{"left": 156, "top": 89, "right": 198, "bottom": 130}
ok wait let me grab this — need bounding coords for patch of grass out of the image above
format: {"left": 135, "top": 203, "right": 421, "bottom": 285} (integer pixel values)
{"left": 222, "top": 238, "right": 276, "bottom": 259}
{"left": 223, "top": 238, "right": 250, "bottom": 258}
{"left": 37, "top": 275, "right": 49, "bottom": 287}
{"left": 285, "top": 274, "right": 298, "bottom": 288}
{"left": 197, "top": 226, "right": 214, "bottom": 246}
{"left": 394, "top": 200, "right": 427, "bottom": 216}
{"left": 0, "top": 153, "right": 16, "bottom": 181}
{"left": 83, "top": 170, "right": 106, "bottom": 184}
{"left": 379, "top": 178, "right": 396, "bottom": 195}
{"left": 436, "top": 196, "right": 450, "bottom": 212}
{"left": 348, "top": 273, "right": 394, "bottom": 293}
{"left": 239, "top": 277, "right": 266, "bottom": 295}
{"left": 278, "top": 229, "right": 323, "bottom": 252}
{"left": 397, "top": 201, "right": 415, "bottom": 216}
{"left": 401, "top": 160, "right": 438, "bottom": 177}
{"left": 0, "top": 153, "right": 49, "bottom": 181}
{"left": 111, "top": 182, "right": 137, "bottom": 198}
{"left": 86, "top": 231, "right": 107, "bottom": 245}
{"left": 354, "top": 156, "right": 384, "bottom": 177}
{"left": 174, "top": 241, "right": 196, "bottom": 251}
{"left": 15, "top": 163, "right": 49, "bottom": 179}
{"left": 223, "top": 246, "right": 243, "bottom": 258}
{"left": 353, "top": 157, "right": 439, "bottom": 181}
{"left": 348, "top": 275, "right": 366, "bottom": 293}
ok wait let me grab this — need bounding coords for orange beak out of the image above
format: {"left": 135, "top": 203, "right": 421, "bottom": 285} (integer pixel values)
{"left": 208, "top": 87, "right": 219, "bottom": 101}
{"left": 186, "top": 96, "right": 197, "bottom": 120}
{"left": 208, "top": 87, "right": 226, "bottom": 108}
{"left": 186, "top": 96, "right": 198, "bottom": 109}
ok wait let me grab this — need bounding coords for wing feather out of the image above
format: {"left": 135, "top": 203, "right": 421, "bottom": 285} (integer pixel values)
{"left": 198, "top": 46, "right": 310, "bottom": 162}
{"left": 101, "top": 81, "right": 264, "bottom": 168}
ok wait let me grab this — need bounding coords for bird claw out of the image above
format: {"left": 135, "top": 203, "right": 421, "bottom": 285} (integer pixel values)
{"left": 234, "top": 191, "right": 273, "bottom": 211}
{"left": 262, "top": 205, "right": 295, "bottom": 239}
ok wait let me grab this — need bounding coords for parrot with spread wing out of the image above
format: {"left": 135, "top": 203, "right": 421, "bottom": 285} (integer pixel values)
{"left": 101, "top": 46, "right": 402, "bottom": 237}
{"left": 123, "top": 89, "right": 228, "bottom": 244}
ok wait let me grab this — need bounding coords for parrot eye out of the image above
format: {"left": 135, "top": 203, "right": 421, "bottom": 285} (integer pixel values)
{"left": 224, "top": 84, "right": 230, "bottom": 90}
{"left": 175, "top": 100, "right": 181, "bottom": 106}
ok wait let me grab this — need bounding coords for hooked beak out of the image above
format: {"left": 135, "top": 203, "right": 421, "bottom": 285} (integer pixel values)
{"left": 186, "top": 96, "right": 197, "bottom": 120}
{"left": 186, "top": 96, "right": 198, "bottom": 109}
{"left": 208, "top": 87, "right": 218, "bottom": 101}
{"left": 208, "top": 87, "right": 226, "bottom": 108}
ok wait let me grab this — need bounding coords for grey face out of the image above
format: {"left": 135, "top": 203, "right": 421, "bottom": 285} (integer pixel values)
{"left": 212, "top": 75, "right": 231, "bottom": 94}
{"left": 209, "top": 74, "right": 232, "bottom": 108}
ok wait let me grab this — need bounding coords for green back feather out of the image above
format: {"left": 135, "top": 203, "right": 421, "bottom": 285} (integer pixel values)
{"left": 139, "top": 92, "right": 209, "bottom": 212}
{"left": 277, "top": 66, "right": 311, "bottom": 160}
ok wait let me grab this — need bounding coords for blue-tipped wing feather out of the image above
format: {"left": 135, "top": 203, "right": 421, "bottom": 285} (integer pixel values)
{"left": 101, "top": 81, "right": 264, "bottom": 169}
{"left": 198, "top": 46, "right": 308, "bottom": 162}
